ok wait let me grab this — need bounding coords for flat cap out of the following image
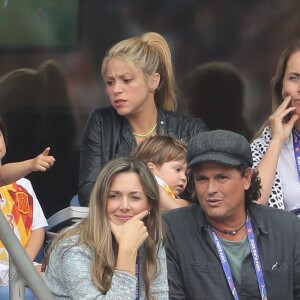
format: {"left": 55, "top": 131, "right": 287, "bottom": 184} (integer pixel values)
{"left": 187, "top": 130, "right": 252, "bottom": 168}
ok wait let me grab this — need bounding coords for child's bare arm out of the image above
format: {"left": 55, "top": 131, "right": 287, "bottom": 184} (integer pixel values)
{"left": 0, "top": 147, "right": 55, "bottom": 186}
{"left": 25, "top": 227, "right": 45, "bottom": 261}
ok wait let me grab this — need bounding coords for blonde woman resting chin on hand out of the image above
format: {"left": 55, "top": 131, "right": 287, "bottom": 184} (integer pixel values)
{"left": 43, "top": 157, "right": 168, "bottom": 300}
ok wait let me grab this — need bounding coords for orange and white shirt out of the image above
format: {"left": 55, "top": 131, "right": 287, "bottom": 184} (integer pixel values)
{"left": 0, "top": 178, "right": 47, "bottom": 262}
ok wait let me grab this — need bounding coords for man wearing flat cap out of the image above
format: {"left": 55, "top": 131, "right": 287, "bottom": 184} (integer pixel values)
{"left": 163, "top": 130, "right": 300, "bottom": 299}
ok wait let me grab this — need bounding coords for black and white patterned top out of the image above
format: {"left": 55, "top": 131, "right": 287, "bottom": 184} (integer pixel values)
{"left": 250, "top": 126, "right": 284, "bottom": 209}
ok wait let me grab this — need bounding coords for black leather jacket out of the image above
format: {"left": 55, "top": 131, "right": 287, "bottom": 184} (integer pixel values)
{"left": 78, "top": 106, "right": 208, "bottom": 206}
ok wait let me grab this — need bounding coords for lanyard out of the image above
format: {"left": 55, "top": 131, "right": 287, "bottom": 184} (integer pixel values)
{"left": 135, "top": 251, "right": 140, "bottom": 300}
{"left": 292, "top": 128, "right": 300, "bottom": 181}
{"left": 211, "top": 230, "right": 239, "bottom": 300}
{"left": 245, "top": 214, "right": 267, "bottom": 300}
{"left": 211, "top": 213, "right": 267, "bottom": 300}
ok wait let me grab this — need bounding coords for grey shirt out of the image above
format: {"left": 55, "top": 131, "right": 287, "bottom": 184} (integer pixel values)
{"left": 44, "top": 236, "right": 168, "bottom": 299}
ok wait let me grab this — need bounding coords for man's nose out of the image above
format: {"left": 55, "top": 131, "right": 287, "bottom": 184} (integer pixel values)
{"left": 207, "top": 179, "right": 217, "bottom": 194}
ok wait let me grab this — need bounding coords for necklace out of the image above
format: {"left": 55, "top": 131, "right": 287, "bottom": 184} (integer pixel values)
{"left": 210, "top": 222, "right": 246, "bottom": 236}
{"left": 132, "top": 123, "right": 157, "bottom": 138}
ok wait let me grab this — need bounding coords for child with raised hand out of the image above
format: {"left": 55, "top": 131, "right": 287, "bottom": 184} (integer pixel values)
{"left": 0, "top": 142, "right": 55, "bottom": 186}
{"left": 0, "top": 120, "right": 50, "bottom": 288}
{"left": 132, "top": 135, "right": 189, "bottom": 211}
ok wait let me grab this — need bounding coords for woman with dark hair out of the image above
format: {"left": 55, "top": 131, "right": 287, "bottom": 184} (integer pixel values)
{"left": 251, "top": 39, "right": 300, "bottom": 209}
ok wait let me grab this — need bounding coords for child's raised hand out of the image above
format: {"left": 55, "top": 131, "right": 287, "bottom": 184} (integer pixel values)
{"left": 32, "top": 147, "right": 55, "bottom": 172}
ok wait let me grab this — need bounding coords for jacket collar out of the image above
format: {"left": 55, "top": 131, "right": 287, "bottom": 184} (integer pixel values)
{"left": 157, "top": 108, "right": 167, "bottom": 134}
{"left": 195, "top": 201, "right": 269, "bottom": 236}
{"left": 246, "top": 202, "right": 269, "bottom": 235}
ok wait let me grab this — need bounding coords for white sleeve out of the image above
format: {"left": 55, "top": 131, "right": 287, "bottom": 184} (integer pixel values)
{"left": 17, "top": 178, "right": 48, "bottom": 230}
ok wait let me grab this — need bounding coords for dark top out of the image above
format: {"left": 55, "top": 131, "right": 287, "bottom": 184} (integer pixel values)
{"left": 78, "top": 106, "right": 207, "bottom": 206}
{"left": 163, "top": 202, "right": 300, "bottom": 300}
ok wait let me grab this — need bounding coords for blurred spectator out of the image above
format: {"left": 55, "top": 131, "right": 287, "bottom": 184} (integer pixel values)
{"left": 181, "top": 61, "right": 252, "bottom": 140}
{"left": 0, "top": 60, "right": 79, "bottom": 217}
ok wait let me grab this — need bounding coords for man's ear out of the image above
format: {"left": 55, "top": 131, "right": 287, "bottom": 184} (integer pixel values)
{"left": 243, "top": 167, "right": 253, "bottom": 191}
{"left": 149, "top": 73, "right": 160, "bottom": 91}
{"left": 147, "top": 162, "right": 157, "bottom": 173}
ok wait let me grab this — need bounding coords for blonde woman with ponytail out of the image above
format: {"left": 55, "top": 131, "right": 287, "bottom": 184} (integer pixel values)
{"left": 79, "top": 32, "right": 207, "bottom": 206}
